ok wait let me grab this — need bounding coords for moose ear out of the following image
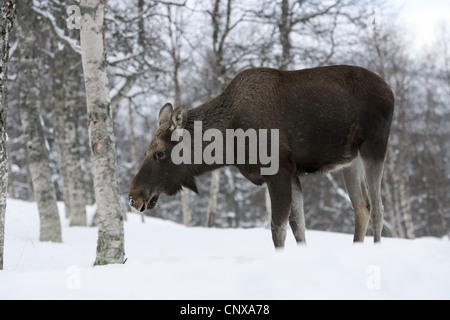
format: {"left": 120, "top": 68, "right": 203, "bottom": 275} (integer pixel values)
{"left": 182, "top": 176, "right": 198, "bottom": 194}
{"left": 170, "top": 106, "right": 187, "bottom": 130}
{"left": 159, "top": 103, "right": 173, "bottom": 126}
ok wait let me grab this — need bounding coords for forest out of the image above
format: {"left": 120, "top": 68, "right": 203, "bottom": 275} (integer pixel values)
{"left": 0, "top": 0, "right": 449, "bottom": 267}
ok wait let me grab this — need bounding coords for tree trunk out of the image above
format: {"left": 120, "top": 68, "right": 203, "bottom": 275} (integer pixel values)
{"left": 205, "top": 0, "right": 235, "bottom": 227}
{"left": 6, "top": 143, "right": 14, "bottom": 199}
{"left": 138, "top": 0, "right": 146, "bottom": 48}
{"left": 50, "top": 6, "right": 87, "bottom": 226}
{"left": 278, "top": 0, "right": 292, "bottom": 70}
{"left": 206, "top": 169, "right": 220, "bottom": 228}
{"left": 26, "top": 165, "right": 34, "bottom": 201}
{"left": 399, "top": 168, "right": 415, "bottom": 239}
{"left": 424, "top": 87, "right": 448, "bottom": 236}
{"left": 128, "top": 100, "right": 140, "bottom": 175}
{"left": 17, "top": 0, "right": 62, "bottom": 243}
{"left": 167, "top": 4, "right": 191, "bottom": 227}
{"left": 64, "top": 61, "right": 87, "bottom": 226}
{"left": 224, "top": 167, "right": 239, "bottom": 228}
{"left": 83, "top": 157, "right": 95, "bottom": 206}
{"left": 80, "top": 0, "right": 125, "bottom": 265}
{"left": 388, "top": 145, "right": 406, "bottom": 239}
{"left": 0, "top": 0, "right": 17, "bottom": 270}
{"left": 52, "top": 40, "right": 71, "bottom": 218}
{"left": 395, "top": 82, "right": 415, "bottom": 239}
{"left": 181, "top": 189, "right": 191, "bottom": 227}
{"left": 265, "top": 186, "right": 271, "bottom": 229}
{"left": 382, "top": 146, "right": 399, "bottom": 238}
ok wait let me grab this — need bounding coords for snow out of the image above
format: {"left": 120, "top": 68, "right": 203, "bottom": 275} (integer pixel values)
{"left": 1, "top": 198, "right": 449, "bottom": 300}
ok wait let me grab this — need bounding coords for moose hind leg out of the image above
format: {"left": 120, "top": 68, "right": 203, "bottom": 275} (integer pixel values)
{"left": 362, "top": 157, "right": 385, "bottom": 243}
{"left": 289, "top": 176, "right": 306, "bottom": 243}
{"left": 268, "top": 178, "right": 292, "bottom": 248}
{"left": 343, "top": 156, "right": 370, "bottom": 243}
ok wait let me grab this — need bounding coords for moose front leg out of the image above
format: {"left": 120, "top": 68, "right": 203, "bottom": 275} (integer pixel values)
{"left": 267, "top": 177, "right": 292, "bottom": 248}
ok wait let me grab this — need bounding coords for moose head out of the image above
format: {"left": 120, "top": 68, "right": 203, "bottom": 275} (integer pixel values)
{"left": 128, "top": 103, "right": 198, "bottom": 213}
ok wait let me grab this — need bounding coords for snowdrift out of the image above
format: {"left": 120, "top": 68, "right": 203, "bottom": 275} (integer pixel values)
{"left": 1, "top": 199, "right": 449, "bottom": 300}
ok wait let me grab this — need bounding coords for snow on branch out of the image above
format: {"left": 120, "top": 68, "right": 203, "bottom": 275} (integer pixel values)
{"left": 32, "top": 5, "right": 81, "bottom": 55}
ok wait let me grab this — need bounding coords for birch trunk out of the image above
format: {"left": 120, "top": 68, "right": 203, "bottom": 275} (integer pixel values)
{"left": 206, "top": 169, "right": 220, "bottom": 228}
{"left": 52, "top": 42, "right": 70, "bottom": 218}
{"left": 265, "top": 186, "right": 271, "bottom": 229}
{"left": 396, "top": 85, "right": 415, "bottom": 239}
{"left": 50, "top": 8, "right": 87, "bottom": 225}
{"left": 80, "top": 0, "right": 124, "bottom": 265}
{"left": 424, "top": 92, "right": 448, "bottom": 235}
{"left": 382, "top": 146, "right": 399, "bottom": 238}
{"left": 205, "top": 0, "right": 233, "bottom": 228}
{"left": 0, "top": 0, "right": 16, "bottom": 270}
{"left": 63, "top": 61, "right": 87, "bottom": 226}
{"left": 127, "top": 100, "right": 142, "bottom": 224}
{"left": 389, "top": 148, "right": 406, "bottom": 239}
{"left": 167, "top": 4, "right": 191, "bottom": 227}
{"left": 83, "top": 157, "right": 95, "bottom": 206}
{"left": 17, "top": 0, "right": 62, "bottom": 243}
{"left": 398, "top": 163, "right": 415, "bottom": 239}
{"left": 181, "top": 189, "right": 191, "bottom": 227}
{"left": 7, "top": 144, "right": 14, "bottom": 199}
{"left": 128, "top": 100, "right": 139, "bottom": 175}
{"left": 278, "top": 0, "right": 292, "bottom": 70}
{"left": 26, "top": 166, "right": 34, "bottom": 201}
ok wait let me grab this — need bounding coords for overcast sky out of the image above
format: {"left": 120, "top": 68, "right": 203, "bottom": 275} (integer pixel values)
{"left": 391, "top": 0, "right": 450, "bottom": 49}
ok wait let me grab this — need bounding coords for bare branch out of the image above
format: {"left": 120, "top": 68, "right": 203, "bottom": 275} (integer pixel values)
{"left": 111, "top": 73, "right": 141, "bottom": 114}
{"left": 32, "top": 6, "right": 81, "bottom": 55}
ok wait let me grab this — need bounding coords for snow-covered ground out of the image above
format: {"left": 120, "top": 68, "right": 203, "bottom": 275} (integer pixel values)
{"left": 1, "top": 198, "right": 449, "bottom": 300}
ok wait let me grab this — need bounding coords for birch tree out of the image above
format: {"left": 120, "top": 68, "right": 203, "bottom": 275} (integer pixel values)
{"left": 16, "top": 0, "right": 62, "bottom": 243}
{"left": 63, "top": 62, "right": 88, "bottom": 226}
{"left": 166, "top": 4, "right": 191, "bottom": 227}
{"left": 45, "top": 0, "right": 87, "bottom": 226}
{"left": 80, "top": 0, "right": 125, "bottom": 265}
{"left": 0, "top": 0, "right": 16, "bottom": 270}
{"left": 52, "top": 54, "right": 87, "bottom": 227}
{"left": 205, "top": 0, "right": 244, "bottom": 227}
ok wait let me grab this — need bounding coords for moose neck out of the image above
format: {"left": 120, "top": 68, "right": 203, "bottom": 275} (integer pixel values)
{"left": 185, "top": 94, "right": 232, "bottom": 133}
{"left": 183, "top": 94, "right": 232, "bottom": 176}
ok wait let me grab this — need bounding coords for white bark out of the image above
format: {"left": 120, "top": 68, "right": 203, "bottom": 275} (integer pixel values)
{"left": 399, "top": 168, "right": 415, "bottom": 239}
{"left": 127, "top": 100, "right": 143, "bottom": 222}
{"left": 167, "top": 5, "right": 191, "bottom": 227}
{"left": 52, "top": 41, "right": 70, "bottom": 218}
{"left": 128, "top": 100, "right": 140, "bottom": 175}
{"left": 383, "top": 146, "right": 399, "bottom": 238}
{"left": 0, "top": 0, "right": 16, "bottom": 270}
{"left": 7, "top": 144, "right": 14, "bottom": 198}
{"left": 206, "top": 169, "right": 220, "bottom": 228}
{"left": 265, "top": 186, "right": 271, "bottom": 229}
{"left": 17, "top": 0, "right": 62, "bottom": 243}
{"left": 181, "top": 189, "right": 191, "bottom": 227}
{"left": 64, "top": 64, "right": 87, "bottom": 226}
{"left": 80, "top": 0, "right": 124, "bottom": 265}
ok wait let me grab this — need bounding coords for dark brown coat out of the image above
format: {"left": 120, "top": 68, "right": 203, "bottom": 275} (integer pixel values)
{"left": 129, "top": 66, "right": 394, "bottom": 247}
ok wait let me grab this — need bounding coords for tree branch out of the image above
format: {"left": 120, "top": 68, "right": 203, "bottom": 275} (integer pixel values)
{"left": 110, "top": 73, "right": 141, "bottom": 114}
{"left": 32, "top": 6, "right": 81, "bottom": 55}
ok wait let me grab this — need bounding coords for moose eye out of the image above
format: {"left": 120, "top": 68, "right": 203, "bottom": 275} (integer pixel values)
{"left": 155, "top": 151, "right": 165, "bottom": 161}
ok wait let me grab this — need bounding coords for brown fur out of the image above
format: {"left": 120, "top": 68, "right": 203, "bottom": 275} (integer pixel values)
{"left": 129, "top": 66, "right": 394, "bottom": 247}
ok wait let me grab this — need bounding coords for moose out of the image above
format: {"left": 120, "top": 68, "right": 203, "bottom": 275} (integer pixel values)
{"left": 129, "top": 65, "right": 394, "bottom": 248}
